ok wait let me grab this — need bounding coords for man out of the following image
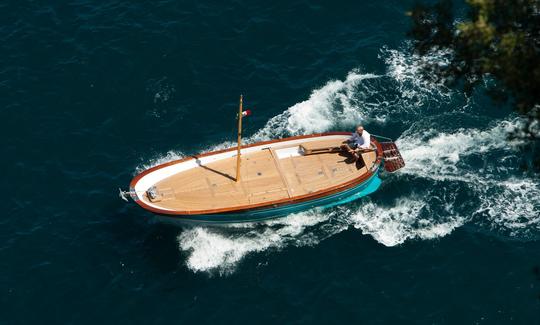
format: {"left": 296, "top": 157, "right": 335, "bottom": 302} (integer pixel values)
{"left": 341, "top": 125, "right": 371, "bottom": 160}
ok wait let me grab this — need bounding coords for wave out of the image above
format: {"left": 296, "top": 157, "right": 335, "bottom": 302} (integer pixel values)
{"left": 133, "top": 44, "right": 539, "bottom": 275}
{"left": 396, "top": 119, "right": 524, "bottom": 182}
{"left": 350, "top": 197, "right": 464, "bottom": 247}
{"left": 397, "top": 118, "right": 539, "bottom": 239}
{"left": 380, "top": 44, "right": 453, "bottom": 103}
{"left": 176, "top": 118, "right": 539, "bottom": 275}
{"left": 135, "top": 43, "right": 458, "bottom": 172}
{"left": 476, "top": 177, "right": 540, "bottom": 239}
{"left": 177, "top": 210, "right": 332, "bottom": 275}
{"left": 135, "top": 150, "right": 186, "bottom": 174}
{"left": 250, "top": 71, "right": 381, "bottom": 141}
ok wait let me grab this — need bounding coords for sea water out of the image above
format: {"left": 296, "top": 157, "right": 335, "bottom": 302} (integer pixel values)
{"left": 2, "top": 1, "right": 539, "bottom": 323}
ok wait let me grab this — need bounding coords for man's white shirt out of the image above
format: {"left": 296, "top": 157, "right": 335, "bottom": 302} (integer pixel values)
{"left": 348, "top": 130, "right": 371, "bottom": 149}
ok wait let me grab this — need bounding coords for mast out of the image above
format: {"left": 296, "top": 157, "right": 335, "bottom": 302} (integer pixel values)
{"left": 235, "top": 95, "right": 243, "bottom": 182}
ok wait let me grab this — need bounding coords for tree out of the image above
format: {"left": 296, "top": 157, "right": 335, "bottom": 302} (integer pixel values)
{"left": 408, "top": 0, "right": 540, "bottom": 139}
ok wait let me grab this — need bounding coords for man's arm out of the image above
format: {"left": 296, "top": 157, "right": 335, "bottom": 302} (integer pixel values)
{"left": 343, "top": 132, "right": 356, "bottom": 144}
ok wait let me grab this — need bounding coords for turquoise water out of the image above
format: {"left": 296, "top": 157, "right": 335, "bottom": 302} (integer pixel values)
{"left": 2, "top": 1, "right": 540, "bottom": 323}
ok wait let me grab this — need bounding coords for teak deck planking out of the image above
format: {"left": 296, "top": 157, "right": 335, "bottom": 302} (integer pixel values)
{"left": 147, "top": 137, "right": 377, "bottom": 212}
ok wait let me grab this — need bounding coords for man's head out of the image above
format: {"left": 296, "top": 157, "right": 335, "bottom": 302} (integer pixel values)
{"left": 356, "top": 125, "right": 364, "bottom": 135}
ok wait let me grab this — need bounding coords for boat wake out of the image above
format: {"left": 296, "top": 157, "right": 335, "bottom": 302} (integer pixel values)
{"left": 396, "top": 119, "right": 540, "bottom": 239}
{"left": 136, "top": 44, "right": 540, "bottom": 275}
{"left": 177, "top": 210, "right": 333, "bottom": 275}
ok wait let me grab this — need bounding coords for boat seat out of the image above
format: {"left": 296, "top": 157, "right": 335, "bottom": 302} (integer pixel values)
{"left": 299, "top": 140, "right": 343, "bottom": 155}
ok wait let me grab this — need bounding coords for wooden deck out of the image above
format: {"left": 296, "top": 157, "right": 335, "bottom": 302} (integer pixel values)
{"left": 144, "top": 138, "right": 377, "bottom": 212}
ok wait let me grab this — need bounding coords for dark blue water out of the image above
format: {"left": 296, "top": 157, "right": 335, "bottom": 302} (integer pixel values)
{"left": 2, "top": 1, "right": 540, "bottom": 323}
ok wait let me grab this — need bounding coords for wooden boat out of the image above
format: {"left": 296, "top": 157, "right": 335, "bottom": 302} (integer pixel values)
{"left": 125, "top": 96, "right": 404, "bottom": 224}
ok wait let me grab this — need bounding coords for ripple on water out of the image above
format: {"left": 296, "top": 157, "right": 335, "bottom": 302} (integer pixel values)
{"left": 133, "top": 43, "right": 539, "bottom": 275}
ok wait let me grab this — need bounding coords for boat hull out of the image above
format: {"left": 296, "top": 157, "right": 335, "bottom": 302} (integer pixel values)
{"left": 129, "top": 132, "right": 386, "bottom": 225}
{"left": 153, "top": 171, "right": 381, "bottom": 225}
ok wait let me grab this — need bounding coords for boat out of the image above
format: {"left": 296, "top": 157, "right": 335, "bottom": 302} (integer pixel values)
{"left": 123, "top": 96, "right": 404, "bottom": 224}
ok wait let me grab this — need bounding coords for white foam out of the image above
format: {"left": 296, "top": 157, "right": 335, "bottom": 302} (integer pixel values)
{"left": 397, "top": 119, "right": 523, "bottom": 182}
{"left": 175, "top": 118, "right": 539, "bottom": 275}
{"left": 351, "top": 198, "right": 464, "bottom": 247}
{"left": 249, "top": 52, "right": 458, "bottom": 143}
{"left": 397, "top": 119, "right": 539, "bottom": 238}
{"left": 133, "top": 45, "right": 539, "bottom": 275}
{"left": 176, "top": 191, "right": 469, "bottom": 274}
{"left": 177, "top": 211, "right": 331, "bottom": 275}
{"left": 476, "top": 178, "right": 540, "bottom": 237}
{"left": 251, "top": 71, "right": 380, "bottom": 142}
{"left": 381, "top": 44, "right": 453, "bottom": 104}
{"left": 137, "top": 43, "right": 456, "bottom": 175}
{"left": 135, "top": 150, "right": 185, "bottom": 174}
{"left": 173, "top": 120, "right": 535, "bottom": 275}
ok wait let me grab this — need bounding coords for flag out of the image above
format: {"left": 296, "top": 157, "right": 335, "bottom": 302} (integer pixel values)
{"left": 241, "top": 109, "right": 251, "bottom": 117}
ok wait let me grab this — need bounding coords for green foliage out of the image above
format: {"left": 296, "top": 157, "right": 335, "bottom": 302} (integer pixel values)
{"left": 408, "top": 0, "right": 540, "bottom": 123}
